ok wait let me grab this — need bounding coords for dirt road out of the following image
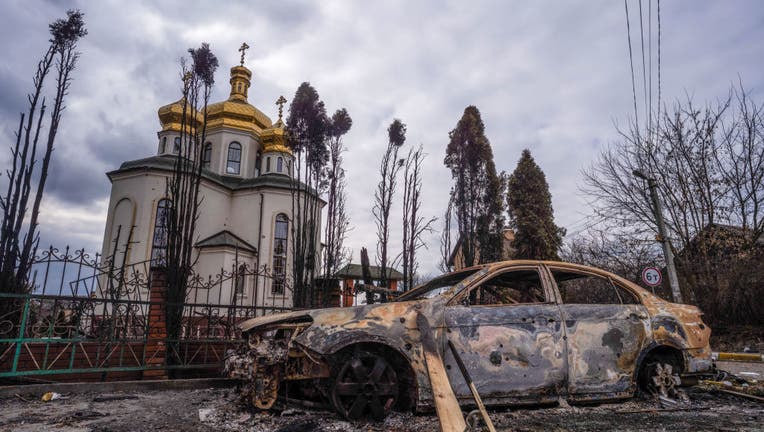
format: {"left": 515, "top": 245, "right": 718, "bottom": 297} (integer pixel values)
{"left": 1, "top": 372, "right": 762, "bottom": 431}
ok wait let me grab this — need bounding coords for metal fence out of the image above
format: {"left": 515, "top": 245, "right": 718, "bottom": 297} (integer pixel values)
{"left": 0, "top": 246, "right": 293, "bottom": 382}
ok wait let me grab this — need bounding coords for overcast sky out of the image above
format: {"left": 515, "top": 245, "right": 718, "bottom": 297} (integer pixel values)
{"left": 1, "top": 0, "right": 763, "bottom": 276}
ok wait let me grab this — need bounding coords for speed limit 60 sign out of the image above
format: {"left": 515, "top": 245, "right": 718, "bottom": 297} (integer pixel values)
{"left": 642, "top": 267, "right": 662, "bottom": 286}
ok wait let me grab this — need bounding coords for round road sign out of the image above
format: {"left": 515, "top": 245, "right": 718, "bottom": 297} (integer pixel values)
{"left": 642, "top": 267, "right": 662, "bottom": 286}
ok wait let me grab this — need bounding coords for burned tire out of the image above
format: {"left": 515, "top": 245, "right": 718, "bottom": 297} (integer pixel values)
{"left": 638, "top": 349, "right": 683, "bottom": 397}
{"left": 330, "top": 349, "right": 399, "bottom": 421}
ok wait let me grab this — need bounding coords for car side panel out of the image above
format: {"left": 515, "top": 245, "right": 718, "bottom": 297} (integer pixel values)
{"left": 444, "top": 303, "right": 566, "bottom": 403}
{"left": 560, "top": 304, "right": 651, "bottom": 396}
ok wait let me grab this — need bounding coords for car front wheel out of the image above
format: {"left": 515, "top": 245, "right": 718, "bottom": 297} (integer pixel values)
{"left": 330, "top": 349, "right": 399, "bottom": 421}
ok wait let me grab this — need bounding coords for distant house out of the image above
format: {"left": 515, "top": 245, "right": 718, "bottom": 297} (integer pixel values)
{"left": 674, "top": 223, "right": 764, "bottom": 324}
{"left": 333, "top": 264, "right": 404, "bottom": 307}
{"left": 448, "top": 228, "right": 516, "bottom": 271}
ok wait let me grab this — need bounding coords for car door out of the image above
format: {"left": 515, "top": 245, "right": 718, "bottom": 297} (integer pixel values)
{"left": 546, "top": 265, "right": 650, "bottom": 399}
{"left": 443, "top": 265, "right": 566, "bottom": 405}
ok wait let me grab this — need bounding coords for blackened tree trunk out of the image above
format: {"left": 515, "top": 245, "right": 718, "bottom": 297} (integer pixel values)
{"left": 164, "top": 44, "right": 218, "bottom": 367}
{"left": 286, "top": 83, "right": 330, "bottom": 308}
{"left": 373, "top": 119, "right": 406, "bottom": 291}
{"left": 444, "top": 106, "right": 504, "bottom": 267}
{"left": 320, "top": 109, "right": 352, "bottom": 306}
{"left": 0, "top": 10, "right": 86, "bottom": 317}
{"left": 401, "top": 145, "right": 436, "bottom": 290}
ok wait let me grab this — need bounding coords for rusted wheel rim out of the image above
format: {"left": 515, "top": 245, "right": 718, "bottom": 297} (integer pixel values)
{"left": 648, "top": 362, "right": 677, "bottom": 397}
{"left": 331, "top": 351, "right": 398, "bottom": 421}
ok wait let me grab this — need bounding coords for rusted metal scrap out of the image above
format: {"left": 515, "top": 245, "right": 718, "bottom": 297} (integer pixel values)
{"left": 224, "top": 260, "right": 715, "bottom": 422}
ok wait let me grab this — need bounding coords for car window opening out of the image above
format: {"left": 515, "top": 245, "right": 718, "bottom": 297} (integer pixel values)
{"left": 469, "top": 269, "right": 545, "bottom": 306}
{"left": 552, "top": 270, "right": 640, "bottom": 305}
{"left": 396, "top": 268, "right": 480, "bottom": 301}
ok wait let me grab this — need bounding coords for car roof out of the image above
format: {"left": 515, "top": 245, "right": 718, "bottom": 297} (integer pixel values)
{"left": 452, "top": 260, "right": 653, "bottom": 298}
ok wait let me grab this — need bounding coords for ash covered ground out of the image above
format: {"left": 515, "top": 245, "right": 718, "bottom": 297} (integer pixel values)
{"left": 1, "top": 361, "right": 762, "bottom": 432}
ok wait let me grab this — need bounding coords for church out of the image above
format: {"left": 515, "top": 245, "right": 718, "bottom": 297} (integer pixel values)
{"left": 99, "top": 45, "right": 320, "bottom": 308}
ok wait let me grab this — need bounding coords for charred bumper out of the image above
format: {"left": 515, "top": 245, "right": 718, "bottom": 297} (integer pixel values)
{"left": 224, "top": 320, "right": 330, "bottom": 409}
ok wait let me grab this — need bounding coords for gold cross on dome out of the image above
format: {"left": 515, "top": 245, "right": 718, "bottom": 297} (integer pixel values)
{"left": 238, "top": 42, "right": 250, "bottom": 66}
{"left": 276, "top": 95, "right": 287, "bottom": 120}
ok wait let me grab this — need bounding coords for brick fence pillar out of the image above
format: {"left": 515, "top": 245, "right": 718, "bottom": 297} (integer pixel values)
{"left": 143, "top": 269, "right": 168, "bottom": 380}
{"left": 343, "top": 279, "right": 355, "bottom": 307}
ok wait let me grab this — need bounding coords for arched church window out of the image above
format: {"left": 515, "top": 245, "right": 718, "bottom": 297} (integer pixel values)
{"left": 202, "top": 142, "right": 212, "bottom": 168}
{"left": 151, "top": 199, "right": 172, "bottom": 267}
{"left": 277, "top": 157, "right": 283, "bottom": 173}
{"left": 272, "top": 213, "right": 288, "bottom": 294}
{"left": 160, "top": 137, "right": 167, "bottom": 153}
{"left": 227, "top": 142, "right": 242, "bottom": 174}
{"left": 173, "top": 137, "right": 181, "bottom": 154}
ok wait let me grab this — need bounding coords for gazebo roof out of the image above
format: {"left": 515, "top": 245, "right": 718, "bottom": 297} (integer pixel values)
{"left": 334, "top": 264, "right": 404, "bottom": 281}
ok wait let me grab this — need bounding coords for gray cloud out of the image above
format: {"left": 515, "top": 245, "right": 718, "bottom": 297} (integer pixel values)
{"left": 2, "top": 0, "right": 764, "bottom": 272}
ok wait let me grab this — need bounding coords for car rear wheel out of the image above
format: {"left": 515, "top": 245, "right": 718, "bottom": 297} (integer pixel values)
{"left": 330, "top": 349, "right": 399, "bottom": 421}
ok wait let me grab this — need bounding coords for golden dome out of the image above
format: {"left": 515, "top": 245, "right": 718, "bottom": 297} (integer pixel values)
{"left": 205, "top": 65, "right": 272, "bottom": 134}
{"left": 157, "top": 98, "right": 203, "bottom": 133}
{"left": 260, "top": 118, "right": 292, "bottom": 154}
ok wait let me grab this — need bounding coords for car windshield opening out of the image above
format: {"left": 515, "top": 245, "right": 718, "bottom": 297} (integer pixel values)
{"left": 396, "top": 269, "right": 480, "bottom": 301}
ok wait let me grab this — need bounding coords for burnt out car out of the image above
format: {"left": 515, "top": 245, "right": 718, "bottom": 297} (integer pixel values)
{"left": 226, "top": 261, "right": 712, "bottom": 421}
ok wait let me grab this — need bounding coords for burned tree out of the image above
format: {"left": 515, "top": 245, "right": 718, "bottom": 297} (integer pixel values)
{"left": 373, "top": 119, "right": 406, "bottom": 290}
{"left": 401, "top": 145, "right": 436, "bottom": 290}
{"left": 583, "top": 84, "right": 764, "bottom": 325}
{"left": 0, "top": 10, "right": 86, "bottom": 301}
{"left": 444, "top": 106, "right": 504, "bottom": 267}
{"left": 506, "top": 149, "right": 565, "bottom": 260}
{"left": 286, "top": 83, "right": 330, "bottom": 308}
{"left": 320, "top": 108, "right": 353, "bottom": 305}
{"left": 439, "top": 196, "right": 454, "bottom": 272}
{"left": 163, "top": 44, "right": 218, "bottom": 357}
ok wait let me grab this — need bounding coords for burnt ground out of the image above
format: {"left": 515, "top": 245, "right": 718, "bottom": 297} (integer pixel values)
{"left": 1, "top": 361, "right": 762, "bottom": 432}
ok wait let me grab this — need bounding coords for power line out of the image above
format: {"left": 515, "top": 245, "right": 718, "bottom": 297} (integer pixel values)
{"left": 624, "top": 0, "right": 640, "bottom": 131}
{"left": 648, "top": 0, "right": 653, "bottom": 135}
{"left": 657, "top": 0, "right": 662, "bottom": 142}
{"left": 638, "top": 0, "right": 649, "bottom": 131}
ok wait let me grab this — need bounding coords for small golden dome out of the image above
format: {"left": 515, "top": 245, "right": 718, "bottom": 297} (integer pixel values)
{"left": 157, "top": 98, "right": 203, "bottom": 133}
{"left": 157, "top": 44, "right": 273, "bottom": 136}
{"left": 260, "top": 119, "right": 291, "bottom": 154}
{"left": 205, "top": 64, "right": 272, "bottom": 134}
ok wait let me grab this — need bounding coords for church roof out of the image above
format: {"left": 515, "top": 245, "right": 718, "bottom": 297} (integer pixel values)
{"left": 334, "top": 264, "right": 404, "bottom": 281}
{"left": 158, "top": 57, "right": 272, "bottom": 135}
{"left": 195, "top": 230, "right": 257, "bottom": 254}
{"left": 107, "top": 155, "right": 322, "bottom": 201}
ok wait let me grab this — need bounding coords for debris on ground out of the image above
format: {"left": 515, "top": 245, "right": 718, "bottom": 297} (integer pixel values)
{"left": 1, "top": 384, "right": 763, "bottom": 431}
{"left": 41, "top": 391, "right": 64, "bottom": 402}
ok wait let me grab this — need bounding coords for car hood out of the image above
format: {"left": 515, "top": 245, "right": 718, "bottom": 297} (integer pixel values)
{"left": 239, "top": 300, "right": 431, "bottom": 334}
{"left": 239, "top": 310, "right": 314, "bottom": 332}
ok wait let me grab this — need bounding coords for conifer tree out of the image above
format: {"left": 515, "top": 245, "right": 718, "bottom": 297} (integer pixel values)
{"left": 444, "top": 106, "right": 504, "bottom": 267}
{"left": 506, "top": 149, "right": 564, "bottom": 260}
{"left": 286, "top": 82, "right": 329, "bottom": 307}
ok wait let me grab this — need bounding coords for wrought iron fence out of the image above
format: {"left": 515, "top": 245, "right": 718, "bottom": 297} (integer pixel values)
{"left": 0, "top": 246, "right": 293, "bottom": 382}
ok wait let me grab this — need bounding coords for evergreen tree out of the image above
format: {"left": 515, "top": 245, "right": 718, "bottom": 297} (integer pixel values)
{"left": 506, "top": 149, "right": 564, "bottom": 260}
{"left": 444, "top": 106, "right": 504, "bottom": 267}
{"left": 286, "top": 82, "right": 329, "bottom": 307}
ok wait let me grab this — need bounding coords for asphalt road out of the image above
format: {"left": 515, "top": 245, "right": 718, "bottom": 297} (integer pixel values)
{"left": 1, "top": 364, "right": 762, "bottom": 432}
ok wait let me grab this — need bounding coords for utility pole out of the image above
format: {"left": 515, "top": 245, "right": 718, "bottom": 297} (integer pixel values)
{"left": 633, "top": 170, "right": 683, "bottom": 303}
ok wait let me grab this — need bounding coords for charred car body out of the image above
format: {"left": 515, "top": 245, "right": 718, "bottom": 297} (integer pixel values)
{"left": 225, "top": 261, "right": 713, "bottom": 420}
